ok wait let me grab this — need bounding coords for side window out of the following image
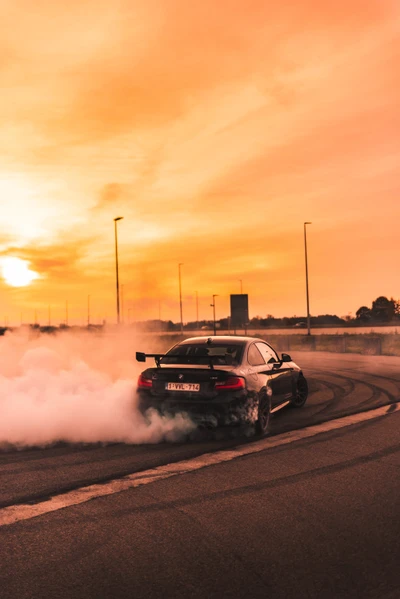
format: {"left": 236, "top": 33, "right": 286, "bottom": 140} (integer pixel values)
{"left": 255, "top": 342, "right": 279, "bottom": 364}
{"left": 247, "top": 344, "right": 266, "bottom": 366}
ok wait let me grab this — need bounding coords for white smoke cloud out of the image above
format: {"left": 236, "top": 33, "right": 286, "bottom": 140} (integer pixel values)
{"left": 0, "top": 328, "right": 194, "bottom": 449}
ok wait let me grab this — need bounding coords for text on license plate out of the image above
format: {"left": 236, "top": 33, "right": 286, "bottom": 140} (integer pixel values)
{"left": 166, "top": 382, "right": 200, "bottom": 392}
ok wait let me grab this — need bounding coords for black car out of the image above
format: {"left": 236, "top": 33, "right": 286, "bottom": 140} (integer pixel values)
{"left": 136, "top": 336, "right": 308, "bottom": 435}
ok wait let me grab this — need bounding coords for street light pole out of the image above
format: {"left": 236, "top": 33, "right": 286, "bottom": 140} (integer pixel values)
{"left": 87, "top": 294, "right": 91, "bottom": 327}
{"left": 304, "top": 222, "right": 312, "bottom": 336}
{"left": 211, "top": 294, "right": 218, "bottom": 335}
{"left": 239, "top": 279, "right": 243, "bottom": 294}
{"left": 178, "top": 263, "right": 183, "bottom": 333}
{"left": 114, "top": 217, "right": 123, "bottom": 324}
{"left": 195, "top": 290, "right": 199, "bottom": 330}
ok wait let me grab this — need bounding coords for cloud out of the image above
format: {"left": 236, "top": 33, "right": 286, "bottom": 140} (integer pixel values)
{"left": 93, "top": 183, "right": 125, "bottom": 212}
{"left": 0, "top": 0, "right": 399, "bottom": 321}
{"left": 1, "top": 234, "right": 97, "bottom": 284}
{"left": 2, "top": 0, "right": 384, "bottom": 145}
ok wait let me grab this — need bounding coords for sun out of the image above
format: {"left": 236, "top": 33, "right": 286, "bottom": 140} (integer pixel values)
{"left": 0, "top": 257, "right": 40, "bottom": 287}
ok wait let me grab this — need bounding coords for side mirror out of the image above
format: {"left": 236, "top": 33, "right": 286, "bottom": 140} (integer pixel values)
{"left": 136, "top": 352, "right": 146, "bottom": 362}
{"left": 281, "top": 353, "right": 292, "bottom": 362}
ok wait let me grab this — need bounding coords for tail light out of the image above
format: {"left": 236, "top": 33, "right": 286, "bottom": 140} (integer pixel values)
{"left": 137, "top": 373, "right": 153, "bottom": 389}
{"left": 215, "top": 377, "right": 246, "bottom": 391}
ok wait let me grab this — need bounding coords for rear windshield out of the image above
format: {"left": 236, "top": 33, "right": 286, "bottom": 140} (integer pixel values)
{"left": 161, "top": 343, "right": 244, "bottom": 366}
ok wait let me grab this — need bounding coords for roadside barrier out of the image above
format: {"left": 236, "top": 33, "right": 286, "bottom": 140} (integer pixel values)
{"left": 144, "top": 333, "right": 397, "bottom": 357}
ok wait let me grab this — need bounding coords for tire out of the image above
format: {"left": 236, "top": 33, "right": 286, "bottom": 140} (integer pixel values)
{"left": 291, "top": 374, "right": 308, "bottom": 408}
{"left": 255, "top": 391, "right": 271, "bottom": 435}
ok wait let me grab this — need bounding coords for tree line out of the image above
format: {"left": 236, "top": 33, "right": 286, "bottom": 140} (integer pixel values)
{"left": 248, "top": 296, "right": 400, "bottom": 328}
{"left": 131, "top": 296, "right": 400, "bottom": 330}
{"left": 355, "top": 296, "right": 400, "bottom": 323}
{"left": 131, "top": 296, "right": 399, "bottom": 331}
{"left": 2, "top": 295, "right": 397, "bottom": 335}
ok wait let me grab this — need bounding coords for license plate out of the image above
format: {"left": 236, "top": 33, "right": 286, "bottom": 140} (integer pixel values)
{"left": 166, "top": 382, "right": 200, "bottom": 392}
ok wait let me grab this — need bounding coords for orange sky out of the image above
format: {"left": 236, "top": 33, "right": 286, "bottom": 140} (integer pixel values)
{"left": 0, "top": 0, "right": 399, "bottom": 326}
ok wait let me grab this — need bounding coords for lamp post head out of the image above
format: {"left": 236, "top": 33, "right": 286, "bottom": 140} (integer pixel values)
{"left": 114, "top": 216, "right": 123, "bottom": 222}
{"left": 304, "top": 221, "right": 312, "bottom": 225}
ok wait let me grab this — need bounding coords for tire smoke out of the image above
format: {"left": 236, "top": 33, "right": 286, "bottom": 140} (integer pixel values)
{"left": 0, "top": 328, "right": 195, "bottom": 449}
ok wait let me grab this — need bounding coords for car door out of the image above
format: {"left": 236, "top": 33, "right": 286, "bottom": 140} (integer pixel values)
{"left": 245, "top": 343, "right": 267, "bottom": 394}
{"left": 255, "top": 342, "right": 293, "bottom": 407}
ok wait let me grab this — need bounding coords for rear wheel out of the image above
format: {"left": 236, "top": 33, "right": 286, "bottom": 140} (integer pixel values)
{"left": 291, "top": 374, "right": 308, "bottom": 408}
{"left": 255, "top": 392, "right": 271, "bottom": 435}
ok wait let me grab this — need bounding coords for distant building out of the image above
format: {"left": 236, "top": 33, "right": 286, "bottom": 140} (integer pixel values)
{"left": 230, "top": 294, "right": 249, "bottom": 330}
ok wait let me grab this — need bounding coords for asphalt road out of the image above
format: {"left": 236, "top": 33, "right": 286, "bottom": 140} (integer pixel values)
{"left": 1, "top": 352, "right": 400, "bottom": 598}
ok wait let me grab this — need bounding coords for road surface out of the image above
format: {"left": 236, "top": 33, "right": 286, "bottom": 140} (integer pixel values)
{"left": 1, "top": 352, "right": 399, "bottom": 598}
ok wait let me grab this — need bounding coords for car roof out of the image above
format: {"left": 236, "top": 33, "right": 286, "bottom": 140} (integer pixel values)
{"left": 177, "top": 335, "right": 265, "bottom": 345}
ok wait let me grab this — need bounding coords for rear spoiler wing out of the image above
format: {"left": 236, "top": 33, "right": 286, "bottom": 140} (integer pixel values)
{"left": 135, "top": 351, "right": 216, "bottom": 370}
{"left": 136, "top": 352, "right": 166, "bottom": 367}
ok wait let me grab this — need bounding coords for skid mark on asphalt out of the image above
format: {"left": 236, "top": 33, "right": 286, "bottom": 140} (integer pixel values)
{"left": 337, "top": 369, "right": 400, "bottom": 402}
{"left": 308, "top": 376, "right": 352, "bottom": 415}
{"left": 0, "top": 402, "right": 399, "bottom": 528}
{"left": 305, "top": 379, "right": 336, "bottom": 407}
{"left": 114, "top": 441, "right": 400, "bottom": 517}
{"left": 308, "top": 368, "right": 396, "bottom": 412}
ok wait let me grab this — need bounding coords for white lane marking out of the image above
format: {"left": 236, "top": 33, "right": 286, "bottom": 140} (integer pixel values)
{"left": 1, "top": 402, "right": 398, "bottom": 527}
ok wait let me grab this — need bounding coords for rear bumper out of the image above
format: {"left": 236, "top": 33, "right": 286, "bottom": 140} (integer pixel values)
{"left": 137, "top": 392, "right": 258, "bottom": 428}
